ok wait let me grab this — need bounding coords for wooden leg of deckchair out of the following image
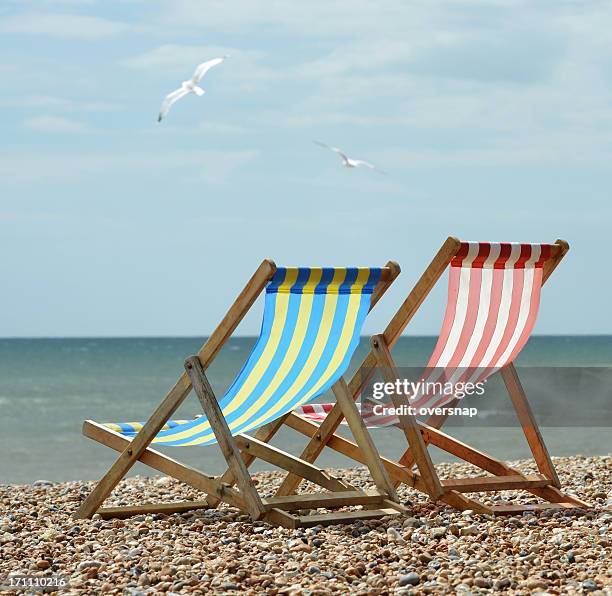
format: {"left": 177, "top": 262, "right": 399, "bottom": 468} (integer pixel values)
{"left": 83, "top": 420, "right": 246, "bottom": 511}
{"left": 393, "top": 399, "right": 458, "bottom": 487}
{"left": 205, "top": 415, "right": 289, "bottom": 508}
{"left": 370, "top": 335, "right": 443, "bottom": 499}
{"left": 185, "top": 356, "right": 265, "bottom": 520}
{"left": 332, "top": 378, "right": 399, "bottom": 501}
{"left": 75, "top": 375, "right": 193, "bottom": 519}
{"left": 500, "top": 363, "right": 561, "bottom": 488}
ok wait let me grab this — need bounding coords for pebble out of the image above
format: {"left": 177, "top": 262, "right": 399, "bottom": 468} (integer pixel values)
{"left": 0, "top": 456, "right": 607, "bottom": 595}
{"left": 77, "top": 560, "right": 103, "bottom": 571}
{"left": 398, "top": 572, "right": 420, "bottom": 586}
{"left": 460, "top": 524, "right": 478, "bottom": 536}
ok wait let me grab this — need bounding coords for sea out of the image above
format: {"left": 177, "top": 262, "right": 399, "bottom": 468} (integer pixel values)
{"left": 1, "top": 336, "right": 610, "bottom": 484}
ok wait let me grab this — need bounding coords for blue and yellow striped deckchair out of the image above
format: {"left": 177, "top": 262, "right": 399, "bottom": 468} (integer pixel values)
{"left": 77, "top": 260, "right": 405, "bottom": 527}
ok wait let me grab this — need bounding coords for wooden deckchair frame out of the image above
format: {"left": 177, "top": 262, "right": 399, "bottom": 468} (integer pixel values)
{"left": 75, "top": 259, "right": 409, "bottom": 527}
{"left": 275, "top": 237, "right": 589, "bottom": 515}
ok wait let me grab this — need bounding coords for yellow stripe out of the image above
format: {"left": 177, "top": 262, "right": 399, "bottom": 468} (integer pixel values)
{"left": 153, "top": 268, "right": 298, "bottom": 444}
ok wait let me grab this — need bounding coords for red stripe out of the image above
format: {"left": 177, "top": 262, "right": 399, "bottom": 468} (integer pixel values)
{"left": 514, "top": 244, "right": 532, "bottom": 270}
{"left": 535, "top": 244, "right": 552, "bottom": 268}
{"left": 471, "top": 243, "right": 491, "bottom": 269}
{"left": 493, "top": 243, "right": 513, "bottom": 269}
{"left": 451, "top": 242, "right": 470, "bottom": 267}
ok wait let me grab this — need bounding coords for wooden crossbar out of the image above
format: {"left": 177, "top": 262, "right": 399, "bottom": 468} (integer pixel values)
{"left": 441, "top": 474, "right": 549, "bottom": 492}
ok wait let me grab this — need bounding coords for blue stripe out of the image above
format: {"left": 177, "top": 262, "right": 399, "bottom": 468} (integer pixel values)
{"left": 267, "top": 267, "right": 290, "bottom": 292}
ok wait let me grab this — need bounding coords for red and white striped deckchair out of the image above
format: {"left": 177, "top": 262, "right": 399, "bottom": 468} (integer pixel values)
{"left": 282, "top": 237, "right": 589, "bottom": 515}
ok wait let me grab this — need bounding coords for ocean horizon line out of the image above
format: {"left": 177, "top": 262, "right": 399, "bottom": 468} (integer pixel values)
{"left": 2, "top": 333, "right": 612, "bottom": 340}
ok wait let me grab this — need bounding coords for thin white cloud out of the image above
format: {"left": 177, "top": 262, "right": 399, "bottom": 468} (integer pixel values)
{"left": 196, "top": 121, "right": 249, "bottom": 134}
{"left": 2, "top": 95, "right": 120, "bottom": 112}
{"left": 0, "top": 12, "right": 129, "bottom": 39}
{"left": 0, "top": 149, "right": 259, "bottom": 185}
{"left": 24, "top": 115, "right": 91, "bottom": 133}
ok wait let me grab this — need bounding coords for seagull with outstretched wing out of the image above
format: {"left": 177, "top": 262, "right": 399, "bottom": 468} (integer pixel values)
{"left": 158, "top": 55, "right": 229, "bottom": 122}
{"left": 314, "top": 141, "right": 385, "bottom": 173}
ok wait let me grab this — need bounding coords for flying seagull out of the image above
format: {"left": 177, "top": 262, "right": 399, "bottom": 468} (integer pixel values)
{"left": 314, "top": 141, "right": 385, "bottom": 173}
{"left": 158, "top": 55, "right": 228, "bottom": 122}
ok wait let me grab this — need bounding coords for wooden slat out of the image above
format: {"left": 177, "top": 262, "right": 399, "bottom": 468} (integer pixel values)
{"left": 285, "top": 413, "right": 419, "bottom": 486}
{"left": 370, "top": 334, "right": 443, "bottom": 499}
{"left": 98, "top": 501, "right": 210, "bottom": 519}
{"left": 331, "top": 378, "right": 398, "bottom": 500}
{"left": 491, "top": 502, "right": 580, "bottom": 515}
{"left": 82, "top": 421, "right": 245, "bottom": 509}
{"left": 420, "top": 423, "right": 513, "bottom": 476}
{"left": 234, "top": 435, "right": 350, "bottom": 493}
{"left": 501, "top": 364, "right": 561, "bottom": 488}
{"left": 394, "top": 397, "right": 459, "bottom": 483}
{"left": 297, "top": 508, "right": 400, "bottom": 528}
{"left": 195, "top": 259, "right": 277, "bottom": 368}
{"left": 262, "top": 509, "right": 299, "bottom": 529}
{"left": 542, "top": 239, "right": 569, "bottom": 285}
{"left": 263, "top": 490, "right": 384, "bottom": 512}
{"left": 75, "top": 259, "right": 276, "bottom": 519}
{"left": 442, "top": 474, "right": 549, "bottom": 492}
{"left": 370, "top": 261, "right": 401, "bottom": 310}
{"left": 417, "top": 423, "right": 586, "bottom": 505}
{"left": 185, "top": 357, "right": 265, "bottom": 520}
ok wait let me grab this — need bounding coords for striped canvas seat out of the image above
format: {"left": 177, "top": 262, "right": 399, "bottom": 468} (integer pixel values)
{"left": 305, "top": 242, "right": 555, "bottom": 426}
{"left": 104, "top": 267, "right": 381, "bottom": 446}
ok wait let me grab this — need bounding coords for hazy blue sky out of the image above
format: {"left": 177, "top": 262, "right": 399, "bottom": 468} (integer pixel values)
{"left": 1, "top": 0, "right": 611, "bottom": 337}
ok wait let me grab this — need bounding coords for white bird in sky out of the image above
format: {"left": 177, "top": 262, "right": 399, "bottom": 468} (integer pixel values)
{"left": 314, "top": 141, "right": 385, "bottom": 173}
{"left": 158, "top": 55, "right": 228, "bottom": 122}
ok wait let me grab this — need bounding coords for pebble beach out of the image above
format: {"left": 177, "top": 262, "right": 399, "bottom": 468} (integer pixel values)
{"left": 0, "top": 456, "right": 610, "bottom": 595}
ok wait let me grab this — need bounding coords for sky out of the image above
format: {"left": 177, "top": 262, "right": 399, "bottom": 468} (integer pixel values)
{"left": 1, "top": 0, "right": 611, "bottom": 337}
